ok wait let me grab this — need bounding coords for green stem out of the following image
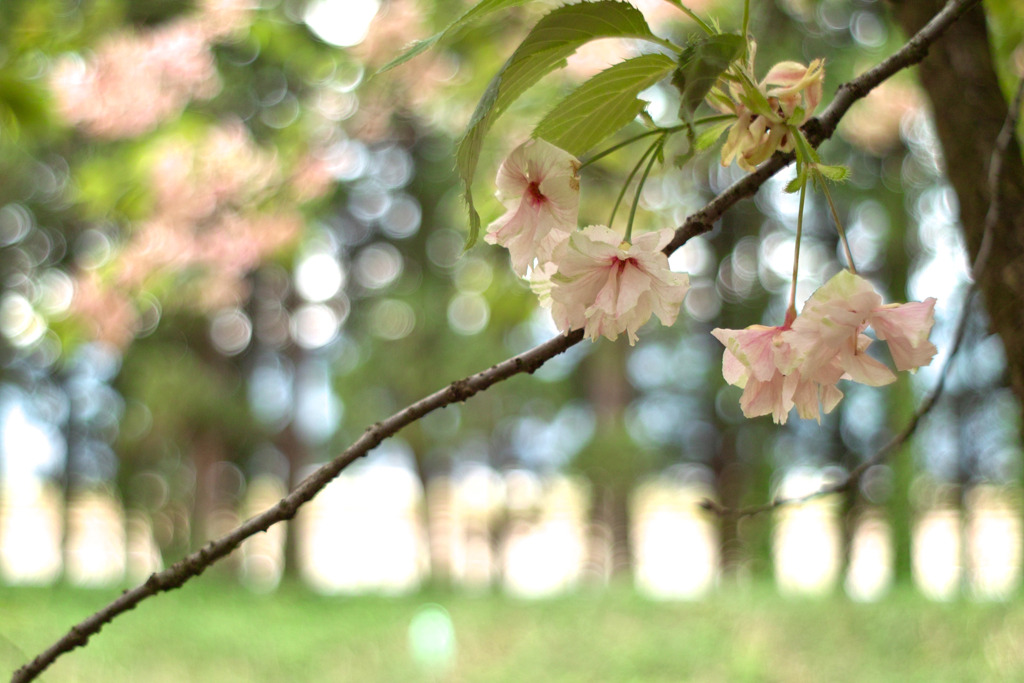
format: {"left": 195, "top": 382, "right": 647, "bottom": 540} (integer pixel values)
{"left": 609, "top": 136, "right": 662, "bottom": 232}
{"left": 580, "top": 129, "right": 668, "bottom": 171}
{"left": 818, "top": 174, "right": 856, "bottom": 274}
{"left": 742, "top": 0, "right": 751, "bottom": 43}
{"left": 578, "top": 116, "right": 731, "bottom": 171}
{"left": 625, "top": 137, "right": 665, "bottom": 243}
{"left": 660, "top": 0, "right": 715, "bottom": 35}
{"left": 788, "top": 179, "right": 806, "bottom": 319}
{"left": 647, "top": 36, "right": 683, "bottom": 53}
{"left": 792, "top": 128, "right": 820, "bottom": 167}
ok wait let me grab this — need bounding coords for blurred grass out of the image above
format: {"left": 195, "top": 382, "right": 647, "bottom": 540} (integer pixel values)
{"left": 2, "top": 581, "right": 1023, "bottom": 682}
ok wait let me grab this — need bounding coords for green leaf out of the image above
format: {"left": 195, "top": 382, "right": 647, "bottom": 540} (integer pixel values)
{"left": 784, "top": 173, "right": 804, "bottom": 193}
{"left": 533, "top": 54, "right": 676, "bottom": 157}
{"left": 694, "top": 118, "right": 733, "bottom": 151}
{"left": 671, "top": 33, "right": 744, "bottom": 121}
{"left": 733, "top": 70, "right": 773, "bottom": 119}
{"left": 815, "top": 164, "right": 850, "bottom": 182}
{"left": 457, "top": 1, "right": 662, "bottom": 246}
{"left": 375, "top": 0, "right": 532, "bottom": 75}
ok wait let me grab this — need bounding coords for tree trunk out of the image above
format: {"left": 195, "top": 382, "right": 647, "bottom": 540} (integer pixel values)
{"left": 275, "top": 421, "right": 307, "bottom": 580}
{"left": 588, "top": 483, "right": 633, "bottom": 580}
{"left": 585, "top": 342, "right": 635, "bottom": 580}
{"left": 891, "top": 0, "right": 1024, "bottom": 592}
{"left": 891, "top": 0, "right": 1024, "bottom": 408}
{"left": 954, "top": 393, "right": 977, "bottom": 595}
{"left": 406, "top": 426, "right": 450, "bottom": 587}
{"left": 836, "top": 415, "right": 862, "bottom": 587}
{"left": 59, "top": 376, "right": 78, "bottom": 583}
{"left": 190, "top": 431, "right": 224, "bottom": 548}
{"left": 712, "top": 432, "right": 744, "bottom": 578}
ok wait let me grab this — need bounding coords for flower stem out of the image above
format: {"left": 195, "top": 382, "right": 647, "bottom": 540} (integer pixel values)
{"left": 661, "top": 0, "right": 715, "bottom": 35}
{"left": 578, "top": 117, "right": 729, "bottom": 171}
{"left": 625, "top": 136, "right": 665, "bottom": 243}
{"left": 818, "top": 174, "right": 856, "bottom": 274}
{"left": 609, "top": 135, "right": 663, "bottom": 232}
{"left": 788, "top": 178, "right": 806, "bottom": 320}
{"left": 742, "top": 0, "right": 751, "bottom": 44}
{"left": 580, "top": 129, "right": 664, "bottom": 171}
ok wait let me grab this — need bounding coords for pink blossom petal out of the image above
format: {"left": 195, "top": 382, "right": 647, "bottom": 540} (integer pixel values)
{"left": 711, "top": 325, "right": 783, "bottom": 382}
{"left": 487, "top": 139, "right": 580, "bottom": 275}
{"left": 740, "top": 372, "right": 794, "bottom": 424}
{"left": 789, "top": 373, "right": 821, "bottom": 422}
{"left": 546, "top": 225, "right": 689, "bottom": 344}
{"left": 763, "top": 61, "right": 812, "bottom": 88}
{"left": 869, "top": 298, "right": 938, "bottom": 371}
{"left": 821, "top": 384, "right": 844, "bottom": 414}
{"left": 839, "top": 344, "right": 897, "bottom": 386}
{"left": 722, "top": 349, "right": 748, "bottom": 387}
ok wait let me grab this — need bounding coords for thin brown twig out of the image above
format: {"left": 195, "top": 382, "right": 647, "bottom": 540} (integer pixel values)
{"left": 700, "top": 66, "right": 1024, "bottom": 521}
{"left": 11, "top": 1, "right": 983, "bottom": 680}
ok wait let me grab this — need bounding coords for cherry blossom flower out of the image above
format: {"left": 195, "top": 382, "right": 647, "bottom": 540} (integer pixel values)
{"left": 712, "top": 316, "right": 844, "bottom": 425}
{"left": 708, "top": 54, "right": 825, "bottom": 171}
{"left": 763, "top": 59, "right": 824, "bottom": 126}
{"left": 541, "top": 225, "right": 689, "bottom": 345}
{"left": 782, "top": 270, "right": 937, "bottom": 381}
{"left": 485, "top": 139, "right": 581, "bottom": 275}
{"left": 713, "top": 270, "right": 937, "bottom": 424}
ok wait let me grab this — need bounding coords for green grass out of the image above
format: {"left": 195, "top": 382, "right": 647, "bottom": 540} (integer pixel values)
{"left": 2, "top": 581, "right": 1023, "bottom": 682}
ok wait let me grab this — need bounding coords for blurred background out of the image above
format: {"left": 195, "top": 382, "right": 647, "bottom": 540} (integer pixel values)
{"left": 1, "top": 0, "right": 1024, "bottom": 679}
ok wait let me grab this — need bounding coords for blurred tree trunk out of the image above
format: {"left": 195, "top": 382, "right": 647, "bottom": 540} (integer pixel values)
{"left": 59, "top": 374, "right": 77, "bottom": 583}
{"left": 886, "top": 378, "right": 917, "bottom": 582}
{"left": 882, "top": 162, "right": 918, "bottom": 583}
{"left": 833, "top": 417, "right": 862, "bottom": 587}
{"left": 191, "top": 430, "right": 225, "bottom": 548}
{"left": 275, "top": 420, "right": 307, "bottom": 580}
{"left": 405, "top": 426, "right": 449, "bottom": 587}
{"left": 585, "top": 342, "right": 635, "bottom": 580}
{"left": 891, "top": 0, "right": 1024, "bottom": 589}
{"left": 711, "top": 432, "right": 744, "bottom": 577}
{"left": 891, "top": 0, "right": 1024, "bottom": 409}
{"left": 954, "top": 393, "right": 978, "bottom": 594}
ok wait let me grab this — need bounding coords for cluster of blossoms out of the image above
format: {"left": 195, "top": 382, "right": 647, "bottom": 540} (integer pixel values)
{"left": 49, "top": 0, "right": 250, "bottom": 139}
{"left": 712, "top": 270, "right": 937, "bottom": 424}
{"left": 484, "top": 100, "right": 936, "bottom": 425}
{"left": 708, "top": 49, "right": 824, "bottom": 171}
{"left": 485, "top": 139, "right": 690, "bottom": 345}
{"left": 700, "top": 50, "right": 938, "bottom": 423}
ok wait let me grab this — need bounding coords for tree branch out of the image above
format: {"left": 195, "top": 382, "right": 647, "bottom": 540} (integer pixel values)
{"left": 11, "top": 1, "right": 982, "bottom": 680}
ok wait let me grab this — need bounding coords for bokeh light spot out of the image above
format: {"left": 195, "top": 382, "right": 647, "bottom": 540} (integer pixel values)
{"left": 447, "top": 294, "right": 489, "bottom": 336}
{"left": 296, "top": 252, "right": 344, "bottom": 302}
{"left": 305, "top": 0, "right": 380, "bottom": 48}
{"left": 210, "top": 308, "right": 253, "bottom": 356}
{"left": 291, "top": 304, "right": 339, "bottom": 349}
{"left": 370, "top": 299, "right": 415, "bottom": 340}
{"left": 355, "top": 243, "right": 403, "bottom": 290}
